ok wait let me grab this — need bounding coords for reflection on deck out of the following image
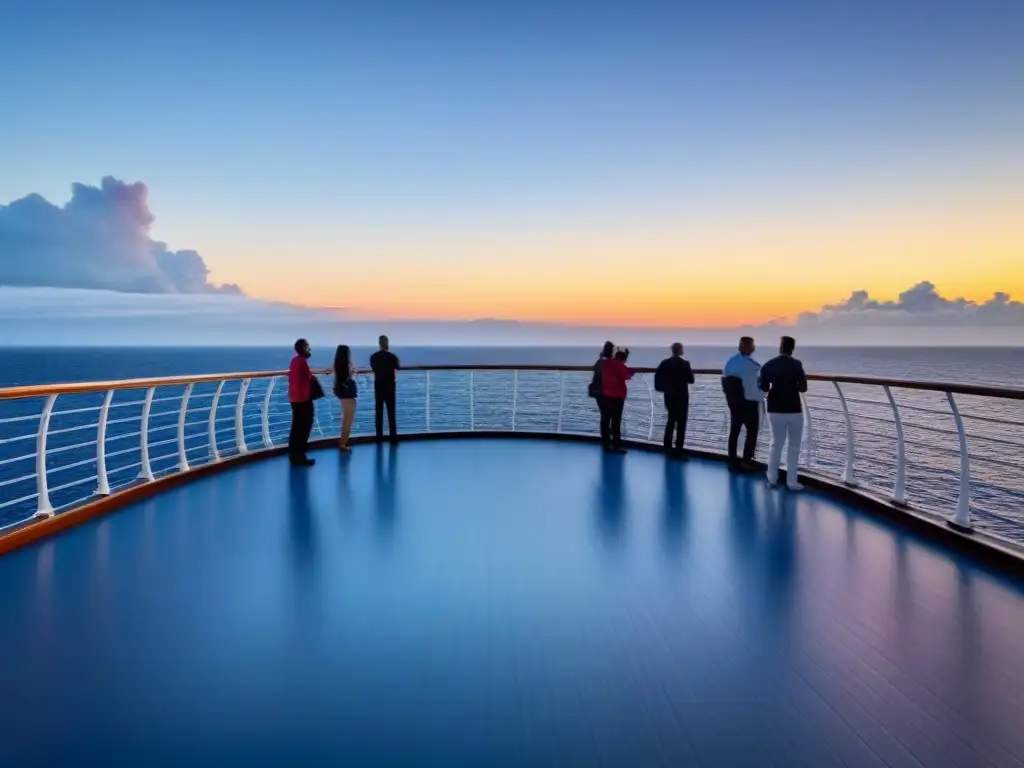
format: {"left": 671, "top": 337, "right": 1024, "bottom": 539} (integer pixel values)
{"left": 0, "top": 438, "right": 1022, "bottom": 766}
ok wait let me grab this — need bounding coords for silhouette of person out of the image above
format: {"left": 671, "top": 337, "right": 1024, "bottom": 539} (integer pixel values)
{"left": 722, "top": 336, "right": 761, "bottom": 471}
{"left": 287, "top": 338, "right": 316, "bottom": 466}
{"left": 654, "top": 342, "right": 694, "bottom": 457}
{"left": 759, "top": 336, "right": 808, "bottom": 490}
{"left": 370, "top": 335, "right": 400, "bottom": 442}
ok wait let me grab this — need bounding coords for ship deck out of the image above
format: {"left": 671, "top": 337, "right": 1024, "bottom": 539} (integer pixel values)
{"left": 1, "top": 438, "right": 1022, "bottom": 766}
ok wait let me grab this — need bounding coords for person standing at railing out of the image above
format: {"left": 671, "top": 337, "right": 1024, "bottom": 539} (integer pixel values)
{"left": 333, "top": 345, "right": 358, "bottom": 453}
{"left": 655, "top": 342, "right": 695, "bottom": 458}
{"left": 288, "top": 338, "right": 316, "bottom": 467}
{"left": 589, "top": 341, "right": 615, "bottom": 447}
{"left": 722, "top": 336, "right": 762, "bottom": 471}
{"left": 602, "top": 347, "right": 634, "bottom": 453}
{"left": 370, "top": 335, "right": 400, "bottom": 443}
{"left": 759, "top": 336, "right": 808, "bottom": 490}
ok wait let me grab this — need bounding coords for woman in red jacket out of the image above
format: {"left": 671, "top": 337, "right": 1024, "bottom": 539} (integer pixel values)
{"left": 602, "top": 347, "right": 634, "bottom": 452}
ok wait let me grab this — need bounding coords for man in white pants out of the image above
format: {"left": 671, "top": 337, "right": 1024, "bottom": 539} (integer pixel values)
{"left": 758, "top": 336, "right": 808, "bottom": 490}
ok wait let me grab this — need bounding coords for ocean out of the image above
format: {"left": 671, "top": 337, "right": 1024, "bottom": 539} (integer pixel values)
{"left": 2, "top": 345, "right": 1024, "bottom": 388}
{"left": 1, "top": 346, "right": 1022, "bottom": 543}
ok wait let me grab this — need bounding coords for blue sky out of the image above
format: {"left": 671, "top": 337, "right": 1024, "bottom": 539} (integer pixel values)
{"left": 1, "top": 0, "right": 1021, "bottom": 330}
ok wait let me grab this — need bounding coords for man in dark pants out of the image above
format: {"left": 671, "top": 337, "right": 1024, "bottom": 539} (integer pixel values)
{"left": 722, "top": 336, "right": 762, "bottom": 471}
{"left": 288, "top": 338, "right": 316, "bottom": 466}
{"left": 654, "top": 342, "right": 694, "bottom": 457}
{"left": 370, "top": 335, "right": 400, "bottom": 442}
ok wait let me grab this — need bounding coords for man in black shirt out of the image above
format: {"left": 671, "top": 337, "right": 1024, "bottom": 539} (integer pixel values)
{"left": 369, "top": 335, "right": 400, "bottom": 442}
{"left": 758, "top": 335, "right": 808, "bottom": 490}
{"left": 654, "top": 342, "right": 695, "bottom": 457}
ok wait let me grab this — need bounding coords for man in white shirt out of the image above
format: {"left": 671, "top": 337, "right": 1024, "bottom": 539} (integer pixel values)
{"left": 722, "top": 336, "right": 762, "bottom": 470}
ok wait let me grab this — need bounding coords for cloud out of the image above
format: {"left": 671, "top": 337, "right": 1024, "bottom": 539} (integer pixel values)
{"left": 0, "top": 177, "right": 241, "bottom": 295}
{"left": 798, "top": 281, "right": 1024, "bottom": 327}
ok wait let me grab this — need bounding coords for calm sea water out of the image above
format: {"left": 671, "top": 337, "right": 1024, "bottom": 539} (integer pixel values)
{"left": 2, "top": 345, "right": 1023, "bottom": 388}
{"left": 1, "top": 346, "right": 1022, "bottom": 543}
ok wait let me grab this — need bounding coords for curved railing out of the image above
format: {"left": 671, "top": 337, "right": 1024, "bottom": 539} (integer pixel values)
{"left": 1, "top": 366, "right": 1023, "bottom": 545}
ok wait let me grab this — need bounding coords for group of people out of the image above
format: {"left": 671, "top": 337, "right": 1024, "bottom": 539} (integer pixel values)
{"left": 287, "top": 333, "right": 808, "bottom": 487}
{"left": 724, "top": 335, "right": 808, "bottom": 489}
{"left": 591, "top": 335, "right": 808, "bottom": 489}
{"left": 589, "top": 341, "right": 696, "bottom": 455}
{"left": 287, "top": 335, "right": 400, "bottom": 467}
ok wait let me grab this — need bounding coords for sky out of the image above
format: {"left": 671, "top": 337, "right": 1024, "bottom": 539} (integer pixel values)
{"left": 1, "top": 0, "right": 1022, "bottom": 336}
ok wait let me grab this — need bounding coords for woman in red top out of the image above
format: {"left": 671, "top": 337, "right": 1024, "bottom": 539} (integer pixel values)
{"left": 602, "top": 347, "right": 634, "bottom": 452}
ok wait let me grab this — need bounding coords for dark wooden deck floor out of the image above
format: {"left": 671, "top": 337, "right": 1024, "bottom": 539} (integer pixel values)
{"left": 1, "top": 438, "right": 1022, "bottom": 767}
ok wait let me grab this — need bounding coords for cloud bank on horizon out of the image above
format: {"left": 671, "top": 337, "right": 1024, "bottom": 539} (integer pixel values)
{"left": 797, "top": 282, "right": 1024, "bottom": 327}
{"left": 0, "top": 177, "right": 240, "bottom": 295}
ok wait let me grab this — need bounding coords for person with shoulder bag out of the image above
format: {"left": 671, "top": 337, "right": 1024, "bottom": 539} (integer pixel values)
{"left": 722, "top": 336, "right": 762, "bottom": 471}
{"left": 333, "top": 344, "right": 358, "bottom": 452}
{"left": 602, "top": 346, "right": 634, "bottom": 453}
{"left": 288, "top": 338, "right": 317, "bottom": 467}
{"left": 590, "top": 341, "right": 615, "bottom": 447}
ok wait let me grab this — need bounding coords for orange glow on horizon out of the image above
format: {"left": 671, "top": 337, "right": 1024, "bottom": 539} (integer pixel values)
{"left": 246, "top": 279, "right": 1023, "bottom": 328}
{"left": 201, "top": 191, "right": 1022, "bottom": 327}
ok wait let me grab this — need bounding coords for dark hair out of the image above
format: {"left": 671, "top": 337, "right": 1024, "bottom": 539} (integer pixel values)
{"left": 615, "top": 347, "right": 628, "bottom": 361}
{"left": 333, "top": 345, "right": 351, "bottom": 378}
{"left": 294, "top": 338, "right": 308, "bottom": 354}
{"left": 739, "top": 336, "right": 754, "bottom": 350}
{"left": 379, "top": 335, "right": 389, "bottom": 350}
{"left": 601, "top": 341, "right": 615, "bottom": 358}
{"left": 671, "top": 342, "right": 683, "bottom": 356}
{"left": 780, "top": 336, "right": 796, "bottom": 355}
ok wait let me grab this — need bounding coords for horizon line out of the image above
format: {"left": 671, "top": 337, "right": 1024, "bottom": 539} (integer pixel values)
{"left": 2, "top": 342, "right": 1022, "bottom": 350}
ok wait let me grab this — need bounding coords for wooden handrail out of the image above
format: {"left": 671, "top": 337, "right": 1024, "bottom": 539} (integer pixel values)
{"left": 1, "top": 365, "right": 1022, "bottom": 401}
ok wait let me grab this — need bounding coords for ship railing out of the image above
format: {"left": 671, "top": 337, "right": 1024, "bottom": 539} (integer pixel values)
{"left": 1, "top": 366, "right": 1022, "bottom": 545}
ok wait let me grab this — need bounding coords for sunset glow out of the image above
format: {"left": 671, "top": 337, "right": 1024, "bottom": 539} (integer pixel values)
{"left": 1, "top": 1, "right": 1021, "bottom": 334}
{"left": 226, "top": 201, "right": 1022, "bottom": 325}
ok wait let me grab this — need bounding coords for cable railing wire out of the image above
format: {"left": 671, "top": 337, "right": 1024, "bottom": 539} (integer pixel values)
{"left": 0, "top": 368, "right": 1022, "bottom": 546}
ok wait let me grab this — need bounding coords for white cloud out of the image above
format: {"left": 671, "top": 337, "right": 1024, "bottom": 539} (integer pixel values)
{"left": 798, "top": 281, "right": 1024, "bottom": 327}
{"left": 0, "top": 177, "right": 240, "bottom": 295}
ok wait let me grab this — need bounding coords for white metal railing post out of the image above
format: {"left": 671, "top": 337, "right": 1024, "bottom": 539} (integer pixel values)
{"left": 721, "top": 388, "right": 730, "bottom": 444}
{"left": 312, "top": 390, "right": 322, "bottom": 437}
{"left": 262, "top": 377, "right": 276, "bottom": 448}
{"left": 469, "top": 371, "right": 475, "bottom": 432}
{"left": 309, "top": 375, "right": 322, "bottom": 437}
{"left": 209, "top": 380, "right": 225, "bottom": 462}
{"left": 425, "top": 371, "right": 431, "bottom": 433}
{"left": 512, "top": 370, "right": 518, "bottom": 431}
{"left": 800, "top": 394, "right": 814, "bottom": 469}
{"left": 833, "top": 381, "right": 856, "bottom": 485}
{"left": 643, "top": 374, "right": 655, "bottom": 441}
{"left": 34, "top": 394, "right": 57, "bottom": 517}
{"left": 95, "top": 389, "right": 113, "bottom": 495}
{"left": 883, "top": 385, "right": 907, "bottom": 505}
{"left": 946, "top": 391, "right": 973, "bottom": 531}
{"left": 235, "top": 379, "right": 250, "bottom": 454}
{"left": 761, "top": 399, "right": 769, "bottom": 457}
{"left": 556, "top": 371, "right": 565, "bottom": 433}
{"left": 177, "top": 383, "right": 194, "bottom": 472}
{"left": 138, "top": 387, "right": 156, "bottom": 481}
